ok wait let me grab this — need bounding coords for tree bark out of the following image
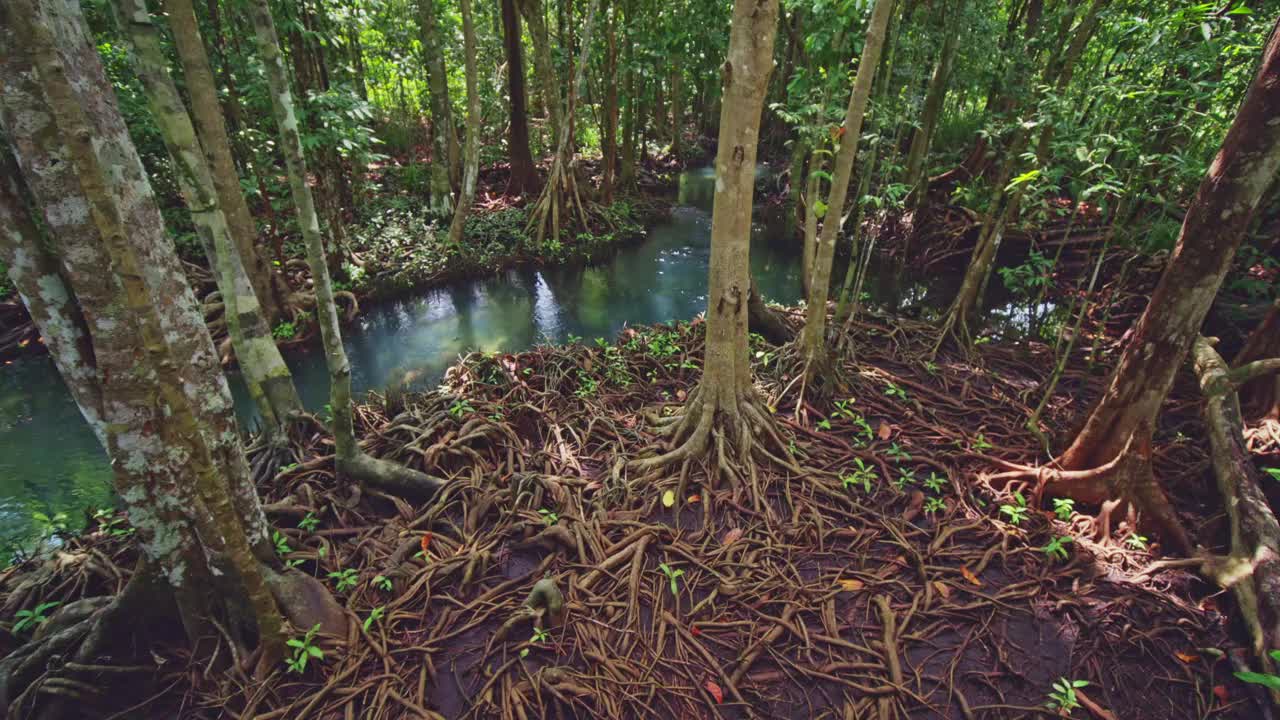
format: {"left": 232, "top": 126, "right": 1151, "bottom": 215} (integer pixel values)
{"left": 111, "top": 0, "right": 302, "bottom": 431}
{"left": 1055, "top": 19, "right": 1280, "bottom": 543}
{"left": 448, "top": 0, "right": 481, "bottom": 249}
{"left": 164, "top": 0, "right": 287, "bottom": 324}
{"left": 601, "top": 0, "right": 619, "bottom": 202}
{"left": 502, "top": 0, "right": 538, "bottom": 195}
{"left": 630, "top": 0, "right": 782, "bottom": 473}
{"left": 245, "top": 0, "right": 446, "bottom": 498}
{"left": 798, "top": 0, "right": 895, "bottom": 393}
{"left": 418, "top": 0, "right": 461, "bottom": 207}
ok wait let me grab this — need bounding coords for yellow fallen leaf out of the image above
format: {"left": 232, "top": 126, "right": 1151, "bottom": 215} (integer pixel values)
{"left": 960, "top": 566, "right": 982, "bottom": 586}
{"left": 933, "top": 580, "right": 951, "bottom": 599}
{"left": 662, "top": 490, "right": 676, "bottom": 508}
{"left": 1175, "top": 651, "right": 1200, "bottom": 664}
{"left": 878, "top": 422, "right": 893, "bottom": 440}
{"left": 837, "top": 578, "right": 864, "bottom": 592}
{"left": 687, "top": 494, "right": 701, "bottom": 504}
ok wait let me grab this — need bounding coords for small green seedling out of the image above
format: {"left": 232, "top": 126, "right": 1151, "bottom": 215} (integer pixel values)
{"left": 298, "top": 512, "right": 320, "bottom": 532}
{"left": 884, "top": 382, "right": 908, "bottom": 400}
{"left": 362, "top": 606, "right": 386, "bottom": 632}
{"left": 1052, "top": 497, "right": 1075, "bottom": 521}
{"left": 285, "top": 623, "right": 324, "bottom": 674}
{"left": 658, "top": 563, "right": 685, "bottom": 597}
{"left": 449, "top": 399, "right": 474, "bottom": 418}
{"left": 13, "top": 601, "right": 60, "bottom": 634}
{"left": 328, "top": 568, "right": 359, "bottom": 592}
{"left": 272, "top": 530, "right": 303, "bottom": 567}
{"left": 817, "top": 418, "right": 832, "bottom": 431}
{"left": 841, "top": 458, "right": 877, "bottom": 493}
{"left": 373, "top": 574, "right": 393, "bottom": 591}
{"left": 1125, "top": 533, "right": 1149, "bottom": 551}
{"left": 1266, "top": 468, "right": 1280, "bottom": 483}
{"left": 970, "top": 433, "right": 993, "bottom": 451}
{"left": 886, "top": 443, "right": 911, "bottom": 461}
{"left": 924, "top": 497, "right": 946, "bottom": 514}
{"left": 923, "top": 472, "right": 947, "bottom": 494}
{"left": 831, "top": 399, "right": 855, "bottom": 420}
{"left": 1041, "top": 536, "right": 1073, "bottom": 562}
{"left": 1046, "top": 678, "right": 1088, "bottom": 714}
{"left": 31, "top": 511, "right": 68, "bottom": 539}
{"left": 1000, "top": 492, "right": 1029, "bottom": 525}
{"left": 92, "top": 508, "right": 133, "bottom": 537}
{"left": 894, "top": 467, "right": 917, "bottom": 490}
{"left": 520, "top": 626, "right": 552, "bottom": 658}
{"left": 538, "top": 508, "right": 559, "bottom": 525}
{"left": 1235, "top": 650, "right": 1280, "bottom": 690}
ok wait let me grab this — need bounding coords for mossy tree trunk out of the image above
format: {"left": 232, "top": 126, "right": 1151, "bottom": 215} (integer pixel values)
{"left": 1, "top": 0, "right": 292, "bottom": 660}
{"left": 797, "top": 0, "right": 895, "bottom": 397}
{"left": 501, "top": 0, "right": 538, "bottom": 195}
{"left": 630, "top": 0, "right": 786, "bottom": 478}
{"left": 245, "top": 0, "right": 447, "bottom": 498}
{"left": 518, "top": 0, "right": 563, "bottom": 152}
{"left": 418, "top": 0, "right": 461, "bottom": 209}
{"left": 163, "top": 0, "right": 288, "bottom": 325}
{"left": 111, "top": 0, "right": 302, "bottom": 432}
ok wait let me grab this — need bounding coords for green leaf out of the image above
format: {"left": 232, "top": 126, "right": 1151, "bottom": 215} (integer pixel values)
{"left": 1235, "top": 671, "right": 1280, "bottom": 690}
{"left": 1200, "top": 22, "right": 1212, "bottom": 42}
{"left": 813, "top": 199, "right": 828, "bottom": 218}
{"left": 308, "top": 646, "right": 324, "bottom": 659}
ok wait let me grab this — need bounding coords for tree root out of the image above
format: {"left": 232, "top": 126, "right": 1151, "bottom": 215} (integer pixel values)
{"left": 339, "top": 450, "right": 448, "bottom": 499}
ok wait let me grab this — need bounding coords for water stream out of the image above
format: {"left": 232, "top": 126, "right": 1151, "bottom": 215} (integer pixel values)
{"left": 0, "top": 167, "right": 1051, "bottom": 552}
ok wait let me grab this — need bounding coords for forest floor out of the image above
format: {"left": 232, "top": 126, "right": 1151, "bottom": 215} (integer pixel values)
{"left": 4, "top": 303, "right": 1277, "bottom": 719}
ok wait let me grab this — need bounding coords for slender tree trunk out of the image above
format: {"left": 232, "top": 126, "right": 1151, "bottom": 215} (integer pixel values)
{"left": 630, "top": 0, "right": 783, "bottom": 475}
{"left": 448, "top": 0, "right": 481, "bottom": 249}
{"left": 112, "top": 0, "right": 302, "bottom": 430}
{"left": 518, "top": 0, "right": 563, "bottom": 150}
{"left": 1052, "top": 19, "right": 1280, "bottom": 548}
{"left": 419, "top": 0, "right": 461, "bottom": 199}
{"left": 798, "top": 0, "right": 895, "bottom": 394}
{"left": 164, "top": 0, "right": 287, "bottom": 324}
{"left": 245, "top": 0, "right": 446, "bottom": 498}
{"left": 903, "top": 25, "right": 959, "bottom": 210}
{"left": 1234, "top": 299, "right": 1280, "bottom": 420}
{"left": 601, "top": 0, "right": 619, "bottom": 202}
{"left": 502, "top": 0, "right": 538, "bottom": 195}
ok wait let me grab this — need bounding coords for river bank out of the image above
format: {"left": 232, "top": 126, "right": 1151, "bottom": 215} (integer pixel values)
{"left": 0, "top": 314, "right": 1268, "bottom": 719}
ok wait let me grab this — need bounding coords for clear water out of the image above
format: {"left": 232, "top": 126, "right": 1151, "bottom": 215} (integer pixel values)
{"left": 0, "top": 166, "right": 1053, "bottom": 553}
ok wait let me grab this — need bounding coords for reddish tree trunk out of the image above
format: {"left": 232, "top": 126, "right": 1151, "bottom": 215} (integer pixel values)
{"left": 502, "top": 0, "right": 538, "bottom": 195}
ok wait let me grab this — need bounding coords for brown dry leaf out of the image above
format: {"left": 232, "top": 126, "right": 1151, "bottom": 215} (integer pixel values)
{"left": 687, "top": 494, "right": 701, "bottom": 504}
{"left": 676, "top": 388, "right": 687, "bottom": 401}
{"left": 877, "top": 422, "right": 893, "bottom": 441}
{"left": 903, "top": 490, "right": 925, "bottom": 522}
{"left": 933, "top": 580, "right": 951, "bottom": 599}
{"left": 837, "top": 578, "right": 864, "bottom": 592}
{"left": 722, "top": 527, "right": 744, "bottom": 546}
{"left": 1174, "top": 651, "right": 1200, "bottom": 664}
{"left": 704, "top": 680, "right": 723, "bottom": 704}
{"left": 960, "top": 566, "right": 982, "bottom": 586}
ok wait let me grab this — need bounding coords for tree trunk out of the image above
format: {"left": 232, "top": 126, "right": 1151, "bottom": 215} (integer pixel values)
{"left": 630, "top": 0, "right": 783, "bottom": 475}
{"left": 1055, "top": 18, "right": 1280, "bottom": 546}
{"left": 245, "top": 0, "right": 446, "bottom": 498}
{"left": 903, "top": 25, "right": 959, "bottom": 210}
{"left": 1234, "top": 299, "right": 1280, "bottom": 420}
{"left": 502, "top": 0, "right": 538, "bottom": 195}
{"left": 164, "top": 0, "right": 287, "bottom": 324}
{"left": 419, "top": 0, "right": 461, "bottom": 206}
{"left": 448, "top": 0, "right": 482, "bottom": 249}
{"left": 1192, "top": 336, "right": 1280, "bottom": 682}
{"left": 112, "top": 0, "right": 302, "bottom": 431}
{"left": 798, "top": 0, "right": 894, "bottom": 395}
{"left": 518, "top": 0, "right": 563, "bottom": 151}
{"left": 2, "top": 0, "right": 291, "bottom": 661}
{"left": 601, "top": 0, "right": 619, "bottom": 203}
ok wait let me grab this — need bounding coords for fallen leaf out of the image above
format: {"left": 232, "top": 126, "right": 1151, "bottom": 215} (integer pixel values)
{"left": 705, "top": 680, "right": 723, "bottom": 704}
{"left": 687, "top": 494, "right": 701, "bottom": 504}
{"left": 690, "top": 626, "right": 702, "bottom": 637}
{"left": 662, "top": 490, "right": 676, "bottom": 508}
{"left": 837, "top": 578, "right": 864, "bottom": 592}
{"left": 420, "top": 533, "right": 433, "bottom": 553}
{"left": 903, "top": 491, "right": 925, "bottom": 522}
{"left": 933, "top": 580, "right": 951, "bottom": 599}
{"left": 877, "top": 422, "right": 893, "bottom": 440}
{"left": 1212, "top": 685, "right": 1229, "bottom": 703}
{"left": 722, "top": 527, "right": 743, "bottom": 546}
{"left": 1175, "top": 651, "right": 1200, "bottom": 664}
{"left": 676, "top": 389, "right": 687, "bottom": 401}
{"left": 960, "top": 566, "right": 982, "bottom": 586}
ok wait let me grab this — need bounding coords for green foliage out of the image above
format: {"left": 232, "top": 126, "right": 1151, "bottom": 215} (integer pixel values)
{"left": 12, "top": 601, "right": 60, "bottom": 635}
{"left": 923, "top": 472, "right": 947, "bottom": 494}
{"left": 538, "top": 508, "right": 559, "bottom": 526}
{"left": 1040, "top": 536, "right": 1072, "bottom": 562}
{"left": 999, "top": 491, "right": 1029, "bottom": 525}
{"left": 520, "top": 626, "right": 552, "bottom": 658}
{"left": 998, "top": 250, "right": 1054, "bottom": 299}
{"left": 272, "top": 321, "right": 298, "bottom": 340}
{"left": 449, "top": 398, "right": 474, "bottom": 418}
{"left": 842, "top": 457, "right": 878, "bottom": 493}
{"left": 1052, "top": 498, "right": 1075, "bottom": 521}
{"left": 1046, "top": 678, "right": 1089, "bottom": 714}
{"left": 30, "top": 511, "right": 69, "bottom": 540}
{"left": 285, "top": 623, "right": 324, "bottom": 674}
{"left": 1235, "top": 650, "right": 1280, "bottom": 690}
{"left": 373, "top": 574, "right": 393, "bottom": 592}
{"left": 297, "top": 512, "right": 320, "bottom": 532}
{"left": 657, "top": 562, "right": 685, "bottom": 597}
{"left": 362, "top": 606, "right": 386, "bottom": 633}
{"left": 329, "top": 568, "right": 359, "bottom": 592}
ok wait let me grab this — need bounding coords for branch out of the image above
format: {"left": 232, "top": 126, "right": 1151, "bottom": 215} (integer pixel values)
{"left": 1230, "top": 357, "right": 1280, "bottom": 388}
